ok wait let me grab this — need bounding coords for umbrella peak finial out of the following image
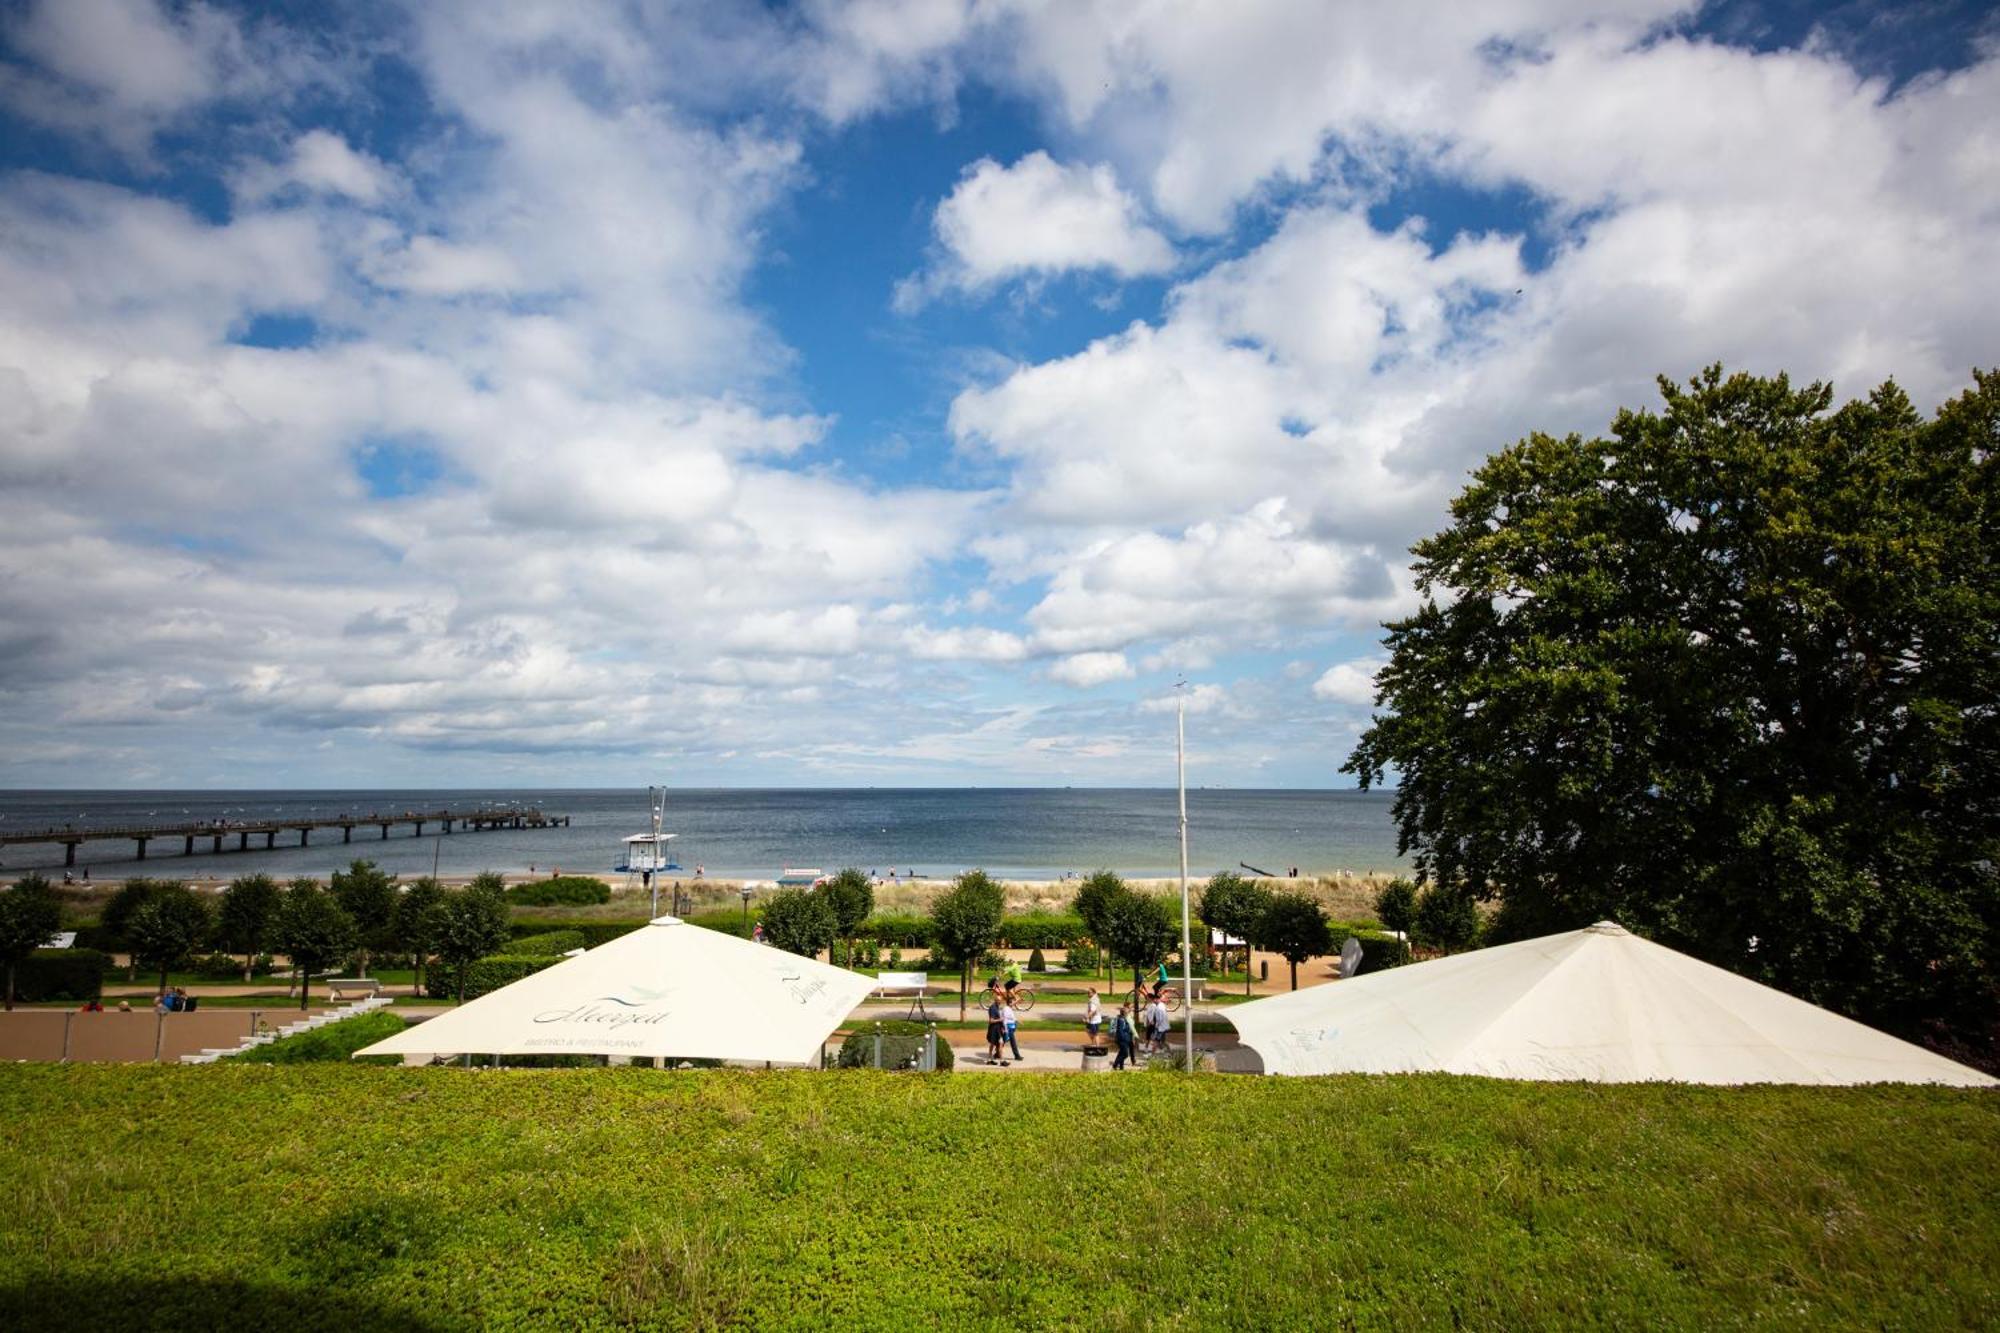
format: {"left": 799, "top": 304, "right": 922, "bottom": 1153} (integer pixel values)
{"left": 648, "top": 914, "right": 683, "bottom": 927}
{"left": 1587, "top": 920, "right": 1628, "bottom": 935}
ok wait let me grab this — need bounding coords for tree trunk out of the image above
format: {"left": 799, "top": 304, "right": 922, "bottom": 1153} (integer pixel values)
{"left": 242, "top": 949, "right": 254, "bottom": 984}
{"left": 299, "top": 973, "right": 311, "bottom": 1011}
{"left": 958, "top": 963, "right": 968, "bottom": 1021}
{"left": 158, "top": 964, "right": 170, "bottom": 998}
{"left": 1244, "top": 942, "right": 1252, "bottom": 997}
{"left": 1288, "top": 958, "right": 1298, "bottom": 991}
{"left": 413, "top": 954, "right": 424, "bottom": 997}
{"left": 358, "top": 947, "right": 371, "bottom": 979}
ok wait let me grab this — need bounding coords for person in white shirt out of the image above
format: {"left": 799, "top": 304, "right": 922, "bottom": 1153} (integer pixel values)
{"left": 1084, "top": 987, "right": 1103, "bottom": 1044}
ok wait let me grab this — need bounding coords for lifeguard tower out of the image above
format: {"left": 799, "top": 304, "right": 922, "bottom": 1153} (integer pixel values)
{"left": 616, "top": 786, "right": 686, "bottom": 915}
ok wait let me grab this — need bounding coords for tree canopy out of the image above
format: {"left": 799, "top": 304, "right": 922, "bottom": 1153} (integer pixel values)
{"left": 1197, "top": 871, "right": 1271, "bottom": 995}
{"left": 1345, "top": 366, "right": 1999, "bottom": 1056}
{"left": 272, "top": 880, "right": 359, "bottom": 1011}
{"left": 931, "top": 869, "right": 1006, "bottom": 1018}
{"left": 761, "top": 888, "right": 837, "bottom": 959}
{"left": 433, "top": 882, "right": 510, "bottom": 1006}
{"left": 0, "top": 874, "right": 62, "bottom": 1010}
{"left": 217, "top": 874, "right": 281, "bottom": 982}
{"left": 819, "top": 869, "right": 875, "bottom": 965}
{"left": 392, "top": 876, "right": 448, "bottom": 994}
{"left": 331, "top": 860, "right": 398, "bottom": 976}
{"left": 1099, "top": 889, "right": 1177, "bottom": 991}
{"left": 1257, "top": 893, "right": 1332, "bottom": 990}
{"left": 128, "top": 884, "right": 214, "bottom": 997}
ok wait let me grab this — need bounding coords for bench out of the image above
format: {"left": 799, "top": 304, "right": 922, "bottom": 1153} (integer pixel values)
{"left": 874, "top": 971, "right": 931, "bottom": 1020}
{"left": 324, "top": 977, "right": 384, "bottom": 1001}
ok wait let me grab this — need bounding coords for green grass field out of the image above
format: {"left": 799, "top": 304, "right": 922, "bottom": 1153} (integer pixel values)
{"left": 1, "top": 1066, "right": 1993, "bottom": 1330}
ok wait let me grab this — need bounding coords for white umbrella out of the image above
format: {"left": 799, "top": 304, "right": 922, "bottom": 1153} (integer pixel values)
{"left": 1227, "top": 920, "right": 1996, "bottom": 1086}
{"left": 356, "top": 916, "right": 875, "bottom": 1065}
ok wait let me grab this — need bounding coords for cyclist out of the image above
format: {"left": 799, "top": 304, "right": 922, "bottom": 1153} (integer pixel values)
{"left": 1003, "top": 956, "right": 1024, "bottom": 1000}
{"left": 1148, "top": 959, "right": 1171, "bottom": 1002}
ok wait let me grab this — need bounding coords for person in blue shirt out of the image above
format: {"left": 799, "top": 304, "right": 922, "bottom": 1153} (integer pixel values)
{"left": 1112, "top": 1004, "right": 1136, "bottom": 1070}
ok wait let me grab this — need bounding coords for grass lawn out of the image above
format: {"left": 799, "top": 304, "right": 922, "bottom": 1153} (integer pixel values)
{"left": 0, "top": 1067, "right": 1994, "bottom": 1330}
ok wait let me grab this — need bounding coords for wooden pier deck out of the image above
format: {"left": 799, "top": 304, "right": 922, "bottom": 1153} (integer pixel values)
{"left": 0, "top": 808, "right": 570, "bottom": 866}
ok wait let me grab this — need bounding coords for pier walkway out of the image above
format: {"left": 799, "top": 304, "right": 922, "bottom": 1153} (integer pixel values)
{"left": 0, "top": 807, "right": 569, "bottom": 866}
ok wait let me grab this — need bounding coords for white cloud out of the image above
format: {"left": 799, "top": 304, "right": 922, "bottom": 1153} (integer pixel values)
{"left": 1047, "top": 650, "right": 1134, "bottom": 688}
{"left": 237, "top": 129, "right": 394, "bottom": 205}
{"left": 1312, "top": 658, "right": 1384, "bottom": 707}
{"left": 898, "top": 151, "right": 1174, "bottom": 307}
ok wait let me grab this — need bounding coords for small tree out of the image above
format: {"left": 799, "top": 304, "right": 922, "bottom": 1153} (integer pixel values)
{"left": 1071, "top": 870, "right": 1126, "bottom": 981}
{"left": 1374, "top": 878, "right": 1418, "bottom": 939}
{"left": 216, "top": 873, "right": 281, "bottom": 982}
{"left": 103, "top": 878, "right": 166, "bottom": 980}
{"left": 762, "top": 888, "right": 837, "bottom": 959}
{"left": 1099, "top": 888, "right": 1177, "bottom": 1000}
{"left": 1259, "top": 892, "right": 1333, "bottom": 991}
{"left": 1199, "top": 871, "right": 1273, "bottom": 996}
{"left": 331, "top": 859, "right": 398, "bottom": 977}
{"left": 931, "top": 869, "right": 1005, "bottom": 1019}
{"left": 0, "top": 874, "right": 62, "bottom": 1010}
{"left": 433, "top": 883, "right": 510, "bottom": 1005}
{"left": 392, "top": 876, "right": 448, "bottom": 996}
{"left": 1413, "top": 885, "right": 1479, "bottom": 954}
{"left": 271, "top": 881, "right": 359, "bottom": 1011}
{"left": 820, "top": 868, "right": 875, "bottom": 968}
{"left": 127, "top": 884, "right": 214, "bottom": 998}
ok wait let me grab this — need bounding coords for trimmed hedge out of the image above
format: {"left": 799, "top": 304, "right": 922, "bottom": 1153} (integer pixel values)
{"left": 1355, "top": 934, "right": 1411, "bottom": 973}
{"left": 859, "top": 913, "right": 931, "bottom": 947}
{"left": 834, "top": 1019, "right": 954, "bottom": 1071}
{"left": 996, "top": 913, "right": 1086, "bottom": 949}
{"left": 11, "top": 948, "right": 109, "bottom": 1002}
{"left": 425, "top": 954, "right": 563, "bottom": 1001}
{"left": 505, "top": 876, "right": 611, "bottom": 907}
{"left": 682, "top": 910, "right": 756, "bottom": 940}
{"left": 509, "top": 930, "right": 588, "bottom": 957}
{"left": 506, "top": 920, "right": 649, "bottom": 948}
{"left": 230, "top": 1010, "right": 406, "bottom": 1065}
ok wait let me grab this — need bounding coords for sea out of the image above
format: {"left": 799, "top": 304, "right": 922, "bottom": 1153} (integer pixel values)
{"left": 0, "top": 788, "right": 1405, "bottom": 883}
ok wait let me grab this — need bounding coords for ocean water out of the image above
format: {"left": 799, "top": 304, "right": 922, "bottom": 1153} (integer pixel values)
{"left": 0, "top": 788, "right": 1405, "bottom": 882}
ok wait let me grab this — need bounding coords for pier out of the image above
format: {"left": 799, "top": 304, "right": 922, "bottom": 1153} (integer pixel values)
{"left": 0, "top": 808, "right": 570, "bottom": 867}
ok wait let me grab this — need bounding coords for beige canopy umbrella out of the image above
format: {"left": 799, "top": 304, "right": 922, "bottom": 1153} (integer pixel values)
{"left": 1227, "top": 921, "right": 1995, "bottom": 1086}
{"left": 355, "top": 916, "right": 876, "bottom": 1065}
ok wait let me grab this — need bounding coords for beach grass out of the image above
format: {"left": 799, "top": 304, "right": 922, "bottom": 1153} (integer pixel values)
{"left": 0, "top": 1065, "right": 1992, "bottom": 1330}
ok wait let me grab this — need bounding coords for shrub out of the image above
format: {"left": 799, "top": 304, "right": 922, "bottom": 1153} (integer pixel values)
{"left": 762, "top": 889, "right": 836, "bottom": 958}
{"left": 834, "top": 1020, "right": 954, "bottom": 1071}
{"left": 505, "top": 876, "right": 612, "bottom": 907}
{"left": 1355, "top": 934, "right": 1412, "bottom": 973}
{"left": 12, "top": 948, "right": 108, "bottom": 1002}
{"left": 191, "top": 952, "right": 253, "bottom": 980}
{"left": 1413, "top": 886, "right": 1479, "bottom": 954}
{"left": 1062, "top": 940, "right": 1100, "bottom": 973}
{"left": 509, "top": 930, "right": 588, "bottom": 957}
{"left": 424, "top": 953, "right": 562, "bottom": 1001}
{"left": 1027, "top": 947, "right": 1046, "bottom": 974}
{"left": 860, "top": 913, "right": 932, "bottom": 947}
{"left": 510, "top": 919, "right": 651, "bottom": 947}
{"left": 998, "top": 913, "right": 1087, "bottom": 949}
{"left": 680, "top": 911, "right": 754, "bottom": 940}
{"left": 230, "top": 1010, "right": 406, "bottom": 1065}
{"left": 977, "top": 949, "right": 1009, "bottom": 974}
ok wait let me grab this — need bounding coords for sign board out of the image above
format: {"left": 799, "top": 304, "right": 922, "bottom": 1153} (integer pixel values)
{"left": 43, "top": 931, "right": 76, "bottom": 950}
{"left": 876, "top": 972, "right": 928, "bottom": 992}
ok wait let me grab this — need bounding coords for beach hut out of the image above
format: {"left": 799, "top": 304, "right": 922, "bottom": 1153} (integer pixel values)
{"left": 354, "top": 915, "right": 875, "bottom": 1066}
{"left": 1226, "top": 921, "right": 1995, "bottom": 1086}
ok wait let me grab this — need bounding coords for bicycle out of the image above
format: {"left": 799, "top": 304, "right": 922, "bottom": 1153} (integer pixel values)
{"left": 1126, "top": 985, "right": 1181, "bottom": 1014}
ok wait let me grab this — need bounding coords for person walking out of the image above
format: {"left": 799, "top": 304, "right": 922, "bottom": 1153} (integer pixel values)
{"left": 985, "top": 986, "right": 1006, "bottom": 1064}
{"left": 1002, "top": 994, "right": 1023, "bottom": 1062}
{"left": 1084, "top": 986, "right": 1102, "bottom": 1044}
{"left": 1112, "top": 1004, "right": 1136, "bottom": 1070}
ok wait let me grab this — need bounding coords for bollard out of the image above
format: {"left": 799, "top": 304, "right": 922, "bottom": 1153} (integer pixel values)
{"left": 61, "top": 1012, "right": 73, "bottom": 1063}
{"left": 924, "top": 1024, "right": 937, "bottom": 1072}
{"left": 872, "top": 1021, "right": 883, "bottom": 1070}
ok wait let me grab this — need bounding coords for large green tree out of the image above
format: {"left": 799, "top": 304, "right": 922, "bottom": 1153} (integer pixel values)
{"left": 1198, "top": 871, "right": 1272, "bottom": 996}
{"left": 1070, "top": 870, "right": 1127, "bottom": 981}
{"left": 331, "top": 860, "right": 398, "bottom": 977}
{"left": 392, "top": 876, "right": 447, "bottom": 997}
{"left": 761, "top": 888, "right": 837, "bottom": 959}
{"left": 127, "top": 885, "right": 213, "bottom": 998}
{"left": 433, "top": 882, "right": 511, "bottom": 1005}
{"left": 1346, "top": 367, "right": 2000, "bottom": 1056}
{"left": 931, "top": 870, "right": 1006, "bottom": 1019}
{"left": 271, "top": 880, "right": 359, "bottom": 1011}
{"left": 820, "top": 869, "right": 875, "bottom": 967}
{"left": 1099, "top": 888, "right": 1177, "bottom": 1000}
{"left": 216, "top": 873, "right": 281, "bottom": 982}
{"left": 102, "top": 878, "right": 166, "bottom": 981}
{"left": 0, "top": 874, "right": 62, "bottom": 1010}
{"left": 1257, "top": 893, "right": 1332, "bottom": 991}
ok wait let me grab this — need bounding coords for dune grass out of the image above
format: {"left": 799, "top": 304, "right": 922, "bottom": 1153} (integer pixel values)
{"left": 0, "top": 1066, "right": 1992, "bottom": 1330}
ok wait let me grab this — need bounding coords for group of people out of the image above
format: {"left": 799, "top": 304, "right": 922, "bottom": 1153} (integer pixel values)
{"left": 153, "top": 988, "right": 196, "bottom": 1013}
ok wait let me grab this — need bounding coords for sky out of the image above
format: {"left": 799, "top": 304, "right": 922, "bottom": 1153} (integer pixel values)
{"left": 0, "top": 0, "right": 1995, "bottom": 790}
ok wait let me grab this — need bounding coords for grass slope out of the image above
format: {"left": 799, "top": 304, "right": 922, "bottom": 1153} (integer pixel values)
{"left": 0, "top": 1067, "right": 1993, "bottom": 1330}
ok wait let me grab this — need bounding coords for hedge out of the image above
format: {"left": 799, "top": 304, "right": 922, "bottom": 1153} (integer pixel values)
{"left": 1354, "top": 934, "right": 1411, "bottom": 973}
{"left": 425, "top": 954, "right": 563, "bottom": 1001}
{"left": 859, "top": 913, "right": 931, "bottom": 947}
{"left": 508, "top": 930, "right": 588, "bottom": 957}
{"left": 996, "top": 913, "right": 1086, "bottom": 949}
{"left": 834, "top": 1019, "right": 954, "bottom": 1071}
{"left": 11, "top": 949, "right": 109, "bottom": 1003}
{"left": 505, "top": 876, "right": 611, "bottom": 907}
{"left": 506, "top": 920, "right": 649, "bottom": 948}
{"left": 682, "top": 910, "right": 756, "bottom": 940}
{"left": 229, "top": 1010, "right": 406, "bottom": 1065}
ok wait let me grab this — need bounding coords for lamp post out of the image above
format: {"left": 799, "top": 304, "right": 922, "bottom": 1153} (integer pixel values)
{"left": 1179, "top": 679, "right": 1194, "bottom": 1069}
{"left": 740, "top": 885, "right": 754, "bottom": 924}
{"left": 649, "top": 786, "right": 664, "bottom": 919}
